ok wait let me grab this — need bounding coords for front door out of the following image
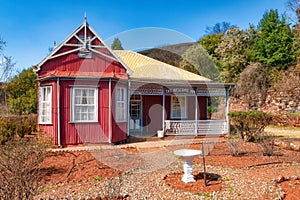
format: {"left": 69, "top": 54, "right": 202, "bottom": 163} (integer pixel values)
{"left": 129, "top": 95, "right": 142, "bottom": 132}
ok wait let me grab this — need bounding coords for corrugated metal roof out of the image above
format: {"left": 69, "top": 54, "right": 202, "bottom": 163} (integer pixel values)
{"left": 114, "top": 50, "right": 212, "bottom": 82}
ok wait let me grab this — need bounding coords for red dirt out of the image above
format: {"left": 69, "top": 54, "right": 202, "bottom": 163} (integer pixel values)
{"left": 188, "top": 142, "right": 300, "bottom": 169}
{"left": 163, "top": 172, "right": 225, "bottom": 193}
{"left": 39, "top": 151, "right": 121, "bottom": 183}
{"left": 37, "top": 141, "right": 300, "bottom": 199}
{"left": 278, "top": 179, "right": 300, "bottom": 200}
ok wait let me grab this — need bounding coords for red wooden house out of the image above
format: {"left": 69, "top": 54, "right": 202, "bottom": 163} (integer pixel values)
{"left": 34, "top": 18, "right": 234, "bottom": 146}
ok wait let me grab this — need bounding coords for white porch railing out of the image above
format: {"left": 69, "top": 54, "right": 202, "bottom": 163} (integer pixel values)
{"left": 164, "top": 120, "right": 227, "bottom": 135}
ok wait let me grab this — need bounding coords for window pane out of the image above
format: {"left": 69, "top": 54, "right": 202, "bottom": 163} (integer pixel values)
{"left": 39, "top": 86, "right": 52, "bottom": 124}
{"left": 116, "top": 87, "right": 127, "bottom": 122}
{"left": 171, "top": 96, "right": 186, "bottom": 119}
{"left": 72, "top": 88, "right": 97, "bottom": 122}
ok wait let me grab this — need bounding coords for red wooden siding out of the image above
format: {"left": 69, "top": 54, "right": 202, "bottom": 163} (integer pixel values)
{"left": 142, "top": 95, "right": 163, "bottom": 135}
{"left": 59, "top": 80, "right": 110, "bottom": 145}
{"left": 111, "top": 81, "right": 128, "bottom": 143}
{"left": 38, "top": 79, "right": 128, "bottom": 146}
{"left": 37, "top": 24, "right": 129, "bottom": 145}
{"left": 38, "top": 52, "right": 127, "bottom": 79}
{"left": 38, "top": 26, "right": 127, "bottom": 79}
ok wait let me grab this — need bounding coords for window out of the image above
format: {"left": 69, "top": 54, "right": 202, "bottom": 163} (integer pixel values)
{"left": 171, "top": 96, "right": 187, "bottom": 119}
{"left": 71, "top": 87, "right": 98, "bottom": 122}
{"left": 39, "top": 86, "right": 52, "bottom": 124}
{"left": 116, "top": 87, "right": 127, "bottom": 122}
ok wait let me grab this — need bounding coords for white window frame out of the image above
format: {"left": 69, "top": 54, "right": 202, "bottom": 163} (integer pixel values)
{"left": 171, "top": 96, "right": 187, "bottom": 119}
{"left": 71, "top": 87, "right": 98, "bottom": 123}
{"left": 116, "top": 87, "right": 127, "bottom": 122}
{"left": 39, "top": 85, "right": 52, "bottom": 124}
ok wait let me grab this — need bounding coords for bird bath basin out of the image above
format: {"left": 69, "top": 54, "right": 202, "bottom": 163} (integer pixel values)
{"left": 174, "top": 149, "right": 202, "bottom": 183}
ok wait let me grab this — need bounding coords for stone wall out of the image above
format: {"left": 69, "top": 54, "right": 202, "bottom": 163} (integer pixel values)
{"left": 229, "top": 88, "right": 300, "bottom": 126}
{"left": 230, "top": 87, "right": 300, "bottom": 112}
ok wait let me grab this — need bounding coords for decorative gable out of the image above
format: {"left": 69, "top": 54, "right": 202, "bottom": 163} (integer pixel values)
{"left": 34, "top": 17, "right": 131, "bottom": 79}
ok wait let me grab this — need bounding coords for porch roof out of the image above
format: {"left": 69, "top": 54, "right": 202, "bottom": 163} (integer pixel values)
{"left": 114, "top": 50, "right": 212, "bottom": 83}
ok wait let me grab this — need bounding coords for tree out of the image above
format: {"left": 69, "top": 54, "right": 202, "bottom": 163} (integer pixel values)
{"left": 215, "top": 27, "right": 252, "bottom": 82}
{"left": 287, "top": 0, "right": 300, "bottom": 22}
{"left": 0, "top": 36, "right": 16, "bottom": 115}
{"left": 205, "top": 21, "right": 236, "bottom": 35}
{"left": 199, "top": 33, "right": 223, "bottom": 58}
{"left": 111, "top": 38, "right": 124, "bottom": 50}
{"left": 0, "top": 36, "right": 15, "bottom": 83}
{"left": 6, "top": 68, "right": 37, "bottom": 115}
{"left": 287, "top": 0, "right": 300, "bottom": 65}
{"left": 251, "top": 9, "right": 294, "bottom": 69}
{"left": 179, "top": 44, "right": 219, "bottom": 80}
{"left": 0, "top": 36, "right": 5, "bottom": 53}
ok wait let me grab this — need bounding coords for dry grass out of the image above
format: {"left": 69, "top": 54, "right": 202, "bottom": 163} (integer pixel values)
{"left": 265, "top": 126, "right": 300, "bottom": 138}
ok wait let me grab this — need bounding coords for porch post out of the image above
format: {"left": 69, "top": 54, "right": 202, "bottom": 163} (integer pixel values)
{"left": 195, "top": 90, "right": 198, "bottom": 135}
{"left": 162, "top": 88, "right": 165, "bottom": 131}
{"left": 57, "top": 78, "right": 61, "bottom": 147}
{"left": 225, "top": 87, "right": 230, "bottom": 134}
{"left": 127, "top": 81, "right": 131, "bottom": 136}
{"left": 108, "top": 79, "right": 112, "bottom": 143}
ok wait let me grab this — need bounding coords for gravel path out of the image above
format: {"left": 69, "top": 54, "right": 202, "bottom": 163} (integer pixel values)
{"left": 35, "top": 135, "right": 300, "bottom": 199}
{"left": 35, "top": 156, "right": 300, "bottom": 200}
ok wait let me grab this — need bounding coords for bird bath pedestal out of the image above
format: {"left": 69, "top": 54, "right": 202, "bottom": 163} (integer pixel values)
{"left": 174, "top": 149, "right": 202, "bottom": 183}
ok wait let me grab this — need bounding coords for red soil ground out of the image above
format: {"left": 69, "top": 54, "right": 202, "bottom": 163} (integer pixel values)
{"left": 38, "top": 141, "right": 300, "bottom": 199}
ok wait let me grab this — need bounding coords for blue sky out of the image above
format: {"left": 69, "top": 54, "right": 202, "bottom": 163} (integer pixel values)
{"left": 0, "top": 0, "right": 291, "bottom": 72}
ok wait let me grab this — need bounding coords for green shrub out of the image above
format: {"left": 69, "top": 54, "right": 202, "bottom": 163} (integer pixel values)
{"left": 228, "top": 111, "right": 272, "bottom": 142}
{"left": 0, "top": 119, "right": 17, "bottom": 144}
{"left": 0, "top": 115, "right": 37, "bottom": 144}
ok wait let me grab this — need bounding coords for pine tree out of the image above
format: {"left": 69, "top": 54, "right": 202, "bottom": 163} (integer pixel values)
{"left": 251, "top": 10, "right": 294, "bottom": 70}
{"left": 111, "top": 38, "right": 124, "bottom": 50}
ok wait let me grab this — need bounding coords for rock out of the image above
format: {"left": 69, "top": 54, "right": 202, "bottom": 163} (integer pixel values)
{"left": 277, "top": 175, "right": 285, "bottom": 183}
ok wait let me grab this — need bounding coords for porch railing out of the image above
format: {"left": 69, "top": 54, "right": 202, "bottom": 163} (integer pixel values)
{"left": 164, "top": 120, "right": 227, "bottom": 135}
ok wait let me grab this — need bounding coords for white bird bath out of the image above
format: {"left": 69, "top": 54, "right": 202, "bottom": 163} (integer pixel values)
{"left": 174, "top": 149, "right": 202, "bottom": 183}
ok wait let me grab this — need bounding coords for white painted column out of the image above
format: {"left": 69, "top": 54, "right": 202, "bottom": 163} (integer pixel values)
{"left": 225, "top": 87, "right": 230, "bottom": 134}
{"left": 162, "top": 88, "right": 165, "bottom": 131}
{"left": 127, "top": 81, "right": 131, "bottom": 136}
{"left": 108, "top": 79, "right": 112, "bottom": 143}
{"left": 195, "top": 92, "right": 198, "bottom": 135}
{"left": 57, "top": 78, "right": 61, "bottom": 147}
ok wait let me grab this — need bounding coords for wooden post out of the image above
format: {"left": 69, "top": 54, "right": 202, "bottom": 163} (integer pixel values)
{"left": 202, "top": 142, "right": 207, "bottom": 186}
{"left": 162, "top": 88, "right": 165, "bottom": 132}
{"left": 225, "top": 87, "right": 230, "bottom": 134}
{"left": 195, "top": 91, "right": 198, "bottom": 135}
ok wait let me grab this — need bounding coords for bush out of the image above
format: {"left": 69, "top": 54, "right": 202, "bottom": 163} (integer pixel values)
{"left": 256, "top": 132, "right": 276, "bottom": 156}
{"left": 0, "top": 115, "right": 37, "bottom": 144}
{"left": 228, "top": 111, "right": 272, "bottom": 142}
{"left": 0, "top": 136, "right": 49, "bottom": 200}
{"left": 226, "top": 135, "right": 243, "bottom": 156}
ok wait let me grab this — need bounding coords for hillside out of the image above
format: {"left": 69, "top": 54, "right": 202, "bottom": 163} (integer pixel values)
{"left": 139, "top": 42, "right": 197, "bottom": 67}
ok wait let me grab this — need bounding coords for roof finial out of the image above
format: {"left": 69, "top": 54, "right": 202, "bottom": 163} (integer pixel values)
{"left": 84, "top": 12, "right": 87, "bottom": 23}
